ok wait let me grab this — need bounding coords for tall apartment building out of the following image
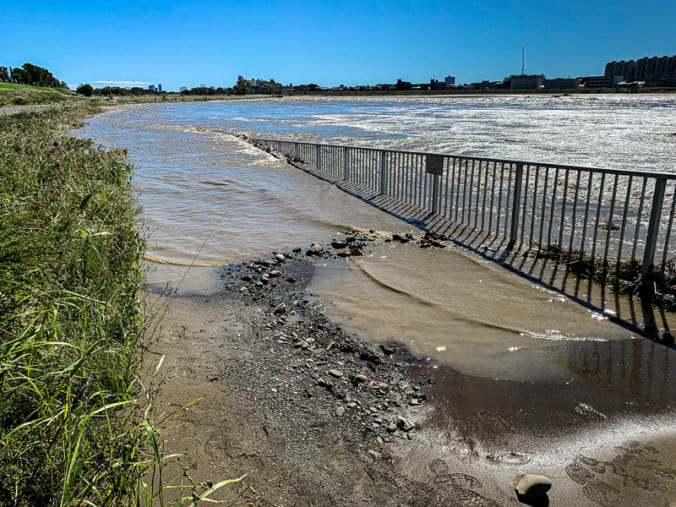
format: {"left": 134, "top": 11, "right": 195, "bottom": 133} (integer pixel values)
{"left": 604, "top": 55, "right": 676, "bottom": 86}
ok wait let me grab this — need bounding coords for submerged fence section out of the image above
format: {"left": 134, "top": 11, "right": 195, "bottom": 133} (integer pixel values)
{"left": 251, "top": 138, "right": 676, "bottom": 289}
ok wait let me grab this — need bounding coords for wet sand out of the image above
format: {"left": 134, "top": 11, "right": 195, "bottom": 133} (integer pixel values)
{"left": 145, "top": 235, "right": 676, "bottom": 506}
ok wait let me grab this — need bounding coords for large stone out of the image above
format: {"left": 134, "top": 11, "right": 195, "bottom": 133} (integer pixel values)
{"left": 397, "top": 416, "right": 415, "bottom": 432}
{"left": 515, "top": 474, "right": 552, "bottom": 499}
{"left": 306, "top": 242, "right": 324, "bottom": 256}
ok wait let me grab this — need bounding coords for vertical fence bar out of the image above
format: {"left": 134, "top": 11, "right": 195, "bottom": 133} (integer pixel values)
{"left": 641, "top": 177, "right": 666, "bottom": 278}
{"left": 520, "top": 164, "right": 530, "bottom": 246}
{"left": 616, "top": 175, "right": 633, "bottom": 272}
{"left": 632, "top": 179, "right": 649, "bottom": 263}
{"left": 590, "top": 173, "right": 607, "bottom": 264}
{"left": 558, "top": 169, "right": 570, "bottom": 248}
{"left": 547, "top": 168, "right": 559, "bottom": 248}
{"left": 509, "top": 162, "right": 524, "bottom": 247}
{"left": 602, "top": 174, "right": 619, "bottom": 273}
{"left": 568, "top": 170, "right": 582, "bottom": 254}
{"left": 380, "top": 151, "right": 387, "bottom": 195}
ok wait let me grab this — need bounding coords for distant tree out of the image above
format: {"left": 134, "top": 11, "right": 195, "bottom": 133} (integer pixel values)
{"left": 179, "top": 86, "right": 188, "bottom": 94}
{"left": 232, "top": 75, "right": 253, "bottom": 95}
{"left": 0, "top": 66, "right": 9, "bottom": 82}
{"left": 21, "top": 63, "right": 60, "bottom": 87}
{"left": 10, "top": 67, "right": 30, "bottom": 84}
{"left": 7, "top": 63, "right": 62, "bottom": 87}
{"left": 76, "top": 83, "right": 94, "bottom": 97}
{"left": 259, "top": 82, "right": 283, "bottom": 94}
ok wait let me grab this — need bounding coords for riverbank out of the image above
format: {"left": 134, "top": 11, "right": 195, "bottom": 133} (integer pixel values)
{"left": 0, "top": 104, "right": 155, "bottom": 505}
{"left": 147, "top": 231, "right": 676, "bottom": 506}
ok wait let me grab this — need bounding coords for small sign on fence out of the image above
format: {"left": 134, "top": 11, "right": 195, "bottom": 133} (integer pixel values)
{"left": 426, "top": 154, "right": 444, "bottom": 175}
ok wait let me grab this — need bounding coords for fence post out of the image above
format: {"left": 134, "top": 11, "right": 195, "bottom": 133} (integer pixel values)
{"left": 432, "top": 174, "right": 441, "bottom": 214}
{"left": 641, "top": 177, "right": 666, "bottom": 284}
{"left": 509, "top": 163, "right": 524, "bottom": 248}
{"left": 380, "top": 151, "right": 387, "bottom": 194}
{"left": 294, "top": 142, "right": 299, "bottom": 158}
{"left": 316, "top": 145, "right": 322, "bottom": 171}
{"left": 343, "top": 147, "right": 350, "bottom": 180}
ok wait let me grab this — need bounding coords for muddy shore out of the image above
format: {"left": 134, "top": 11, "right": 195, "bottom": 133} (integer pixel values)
{"left": 145, "top": 231, "right": 676, "bottom": 506}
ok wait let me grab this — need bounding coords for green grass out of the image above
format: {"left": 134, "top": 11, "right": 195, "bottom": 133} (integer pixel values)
{"left": 0, "top": 82, "right": 77, "bottom": 106}
{"left": 0, "top": 104, "right": 197, "bottom": 505}
{"left": 0, "top": 104, "right": 238, "bottom": 505}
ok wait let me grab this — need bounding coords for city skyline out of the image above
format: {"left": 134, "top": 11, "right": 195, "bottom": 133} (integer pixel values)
{"left": 2, "top": 0, "right": 675, "bottom": 92}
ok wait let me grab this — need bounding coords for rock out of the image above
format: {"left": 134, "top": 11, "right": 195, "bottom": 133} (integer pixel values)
{"left": 515, "top": 474, "right": 552, "bottom": 499}
{"left": 397, "top": 416, "right": 415, "bottom": 432}
{"left": 386, "top": 423, "right": 397, "bottom": 432}
{"left": 335, "top": 406, "right": 345, "bottom": 417}
{"left": 269, "top": 270, "right": 282, "bottom": 277}
{"left": 328, "top": 369, "right": 344, "bottom": 378}
{"left": 273, "top": 304, "right": 286, "bottom": 315}
{"left": 306, "top": 241, "right": 324, "bottom": 256}
{"left": 274, "top": 253, "right": 286, "bottom": 263}
{"left": 380, "top": 344, "right": 396, "bottom": 355}
{"left": 337, "top": 248, "right": 363, "bottom": 257}
{"left": 331, "top": 240, "right": 348, "bottom": 249}
{"left": 354, "top": 374, "right": 367, "bottom": 383}
{"left": 392, "top": 234, "right": 410, "bottom": 243}
{"left": 367, "top": 449, "right": 382, "bottom": 460}
{"left": 241, "top": 274, "right": 253, "bottom": 282}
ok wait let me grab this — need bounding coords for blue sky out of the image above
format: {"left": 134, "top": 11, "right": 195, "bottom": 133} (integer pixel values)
{"left": 2, "top": 0, "right": 674, "bottom": 91}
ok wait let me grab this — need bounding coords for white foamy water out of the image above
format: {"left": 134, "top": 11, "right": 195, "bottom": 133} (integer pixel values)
{"left": 78, "top": 95, "right": 676, "bottom": 387}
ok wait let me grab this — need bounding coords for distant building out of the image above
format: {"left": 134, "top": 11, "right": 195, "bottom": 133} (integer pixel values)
{"left": 430, "top": 79, "right": 446, "bottom": 90}
{"left": 581, "top": 76, "right": 614, "bottom": 88}
{"left": 148, "top": 84, "right": 157, "bottom": 92}
{"left": 604, "top": 55, "right": 676, "bottom": 87}
{"left": 158, "top": 84, "right": 162, "bottom": 93}
{"left": 543, "top": 78, "right": 581, "bottom": 89}
{"left": 396, "top": 79, "right": 412, "bottom": 90}
{"left": 510, "top": 74, "right": 544, "bottom": 90}
{"left": 444, "top": 75, "right": 456, "bottom": 86}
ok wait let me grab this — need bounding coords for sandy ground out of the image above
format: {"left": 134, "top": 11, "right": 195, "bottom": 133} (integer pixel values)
{"left": 143, "top": 234, "right": 676, "bottom": 506}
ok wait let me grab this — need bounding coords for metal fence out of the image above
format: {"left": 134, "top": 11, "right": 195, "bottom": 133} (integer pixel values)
{"left": 251, "top": 138, "right": 676, "bottom": 288}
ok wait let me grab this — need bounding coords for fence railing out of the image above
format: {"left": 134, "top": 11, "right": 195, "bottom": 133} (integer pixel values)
{"left": 251, "top": 138, "right": 676, "bottom": 292}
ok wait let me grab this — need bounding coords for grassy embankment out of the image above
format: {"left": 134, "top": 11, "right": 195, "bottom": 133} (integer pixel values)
{"left": 0, "top": 82, "right": 78, "bottom": 106}
{"left": 0, "top": 103, "right": 234, "bottom": 505}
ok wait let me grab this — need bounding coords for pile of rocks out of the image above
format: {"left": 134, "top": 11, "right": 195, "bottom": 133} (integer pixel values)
{"left": 218, "top": 231, "right": 442, "bottom": 446}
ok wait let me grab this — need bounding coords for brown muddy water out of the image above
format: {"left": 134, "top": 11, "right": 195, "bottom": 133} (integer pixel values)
{"left": 79, "top": 101, "right": 676, "bottom": 486}
{"left": 78, "top": 101, "right": 676, "bottom": 382}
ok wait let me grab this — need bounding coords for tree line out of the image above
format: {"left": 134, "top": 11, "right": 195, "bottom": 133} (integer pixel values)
{"left": 177, "top": 76, "right": 284, "bottom": 96}
{"left": 0, "top": 63, "right": 67, "bottom": 88}
{"left": 1, "top": 64, "right": 288, "bottom": 97}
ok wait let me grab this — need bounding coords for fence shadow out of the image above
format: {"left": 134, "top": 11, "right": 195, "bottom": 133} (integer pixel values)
{"left": 266, "top": 149, "right": 676, "bottom": 349}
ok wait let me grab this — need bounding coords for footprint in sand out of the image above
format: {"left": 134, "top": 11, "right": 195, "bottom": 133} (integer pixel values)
{"left": 428, "top": 458, "right": 500, "bottom": 506}
{"left": 565, "top": 441, "right": 676, "bottom": 506}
